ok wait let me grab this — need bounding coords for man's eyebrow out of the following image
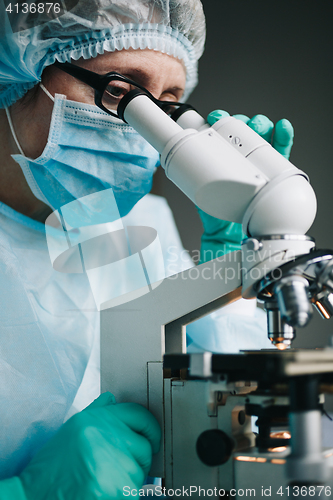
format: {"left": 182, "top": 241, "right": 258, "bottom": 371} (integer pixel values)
{"left": 103, "top": 66, "right": 185, "bottom": 95}
{"left": 130, "top": 68, "right": 144, "bottom": 75}
{"left": 122, "top": 67, "right": 149, "bottom": 83}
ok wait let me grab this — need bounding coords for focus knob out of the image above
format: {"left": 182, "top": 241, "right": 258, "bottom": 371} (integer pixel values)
{"left": 196, "top": 429, "right": 234, "bottom": 466}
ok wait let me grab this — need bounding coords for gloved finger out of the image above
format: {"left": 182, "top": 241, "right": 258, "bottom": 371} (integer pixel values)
{"left": 120, "top": 427, "right": 155, "bottom": 476}
{"left": 247, "top": 114, "right": 274, "bottom": 143}
{"left": 207, "top": 109, "right": 230, "bottom": 126}
{"left": 272, "top": 118, "right": 294, "bottom": 159}
{"left": 85, "top": 392, "right": 116, "bottom": 410}
{"left": 108, "top": 403, "right": 161, "bottom": 454}
{"left": 232, "top": 114, "right": 250, "bottom": 124}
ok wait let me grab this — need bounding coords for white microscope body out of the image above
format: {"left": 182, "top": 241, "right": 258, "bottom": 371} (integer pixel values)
{"left": 118, "top": 91, "right": 326, "bottom": 346}
{"left": 120, "top": 94, "right": 316, "bottom": 240}
{"left": 101, "top": 91, "right": 333, "bottom": 496}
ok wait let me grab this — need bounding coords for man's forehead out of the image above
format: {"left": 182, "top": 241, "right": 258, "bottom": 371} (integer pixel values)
{"left": 75, "top": 50, "right": 186, "bottom": 85}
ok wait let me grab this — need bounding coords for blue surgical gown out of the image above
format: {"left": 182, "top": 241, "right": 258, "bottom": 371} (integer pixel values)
{"left": 0, "top": 193, "right": 270, "bottom": 478}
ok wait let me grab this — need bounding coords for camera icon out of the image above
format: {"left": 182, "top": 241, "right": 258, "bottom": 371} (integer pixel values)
{"left": 45, "top": 189, "right": 165, "bottom": 310}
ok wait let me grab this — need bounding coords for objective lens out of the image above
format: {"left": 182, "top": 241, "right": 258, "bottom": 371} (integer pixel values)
{"left": 274, "top": 276, "right": 312, "bottom": 328}
{"left": 265, "top": 301, "right": 295, "bottom": 348}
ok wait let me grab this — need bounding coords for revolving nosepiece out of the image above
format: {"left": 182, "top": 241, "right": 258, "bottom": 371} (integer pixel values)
{"left": 274, "top": 276, "right": 312, "bottom": 328}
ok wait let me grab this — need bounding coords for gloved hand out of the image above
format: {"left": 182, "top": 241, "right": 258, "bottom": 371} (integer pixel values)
{"left": 0, "top": 392, "right": 161, "bottom": 500}
{"left": 198, "top": 110, "right": 294, "bottom": 263}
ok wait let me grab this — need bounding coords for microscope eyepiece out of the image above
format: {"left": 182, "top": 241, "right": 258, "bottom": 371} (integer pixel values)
{"left": 117, "top": 88, "right": 146, "bottom": 123}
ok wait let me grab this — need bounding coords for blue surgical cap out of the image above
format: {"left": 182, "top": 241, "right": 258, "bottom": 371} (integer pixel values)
{"left": 0, "top": 0, "right": 206, "bottom": 109}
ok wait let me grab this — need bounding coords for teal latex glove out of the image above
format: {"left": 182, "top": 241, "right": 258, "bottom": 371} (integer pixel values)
{"left": 208, "top": 110, "right": 294, "bottom": 159}
{"left": 0, "top": 392, "right": 161, "bottom": 500}
{"left": 198, "top": 110, "right": 294, "bottom": 263}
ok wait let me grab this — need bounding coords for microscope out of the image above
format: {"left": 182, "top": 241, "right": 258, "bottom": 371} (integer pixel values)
{"left": 101, "top": 89, "right": 333, "bottom": 496}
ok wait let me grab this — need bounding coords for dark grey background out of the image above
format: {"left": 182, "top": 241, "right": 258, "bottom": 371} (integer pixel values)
{"left": 152, "top": 0, "right": 333, "bottom": 350}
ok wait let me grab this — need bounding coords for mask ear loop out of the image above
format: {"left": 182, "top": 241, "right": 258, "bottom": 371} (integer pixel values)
{"left": 5, "top": 107, "right": 25, "bottom": 157}
{"left": 5, "top": 84, "right": 54, "bottom": 158}
{"left": 40, "top": 83, "right": 55, "bottom": 102}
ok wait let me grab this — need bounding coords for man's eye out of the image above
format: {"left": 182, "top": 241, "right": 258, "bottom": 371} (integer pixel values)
{"left": 106, "top": 84, "right": 128, "bottom": 98}
{"left": 160, "top": 93, "right": 177, "bottom": 102}
{"left": 159, "top": 92, "right": 182, "bottom": 116}
{"left": 160, "top": 89, "right": 184, "bottom": 102}
{"left": 102, "top": 82, "right": 131, "bottom": 110}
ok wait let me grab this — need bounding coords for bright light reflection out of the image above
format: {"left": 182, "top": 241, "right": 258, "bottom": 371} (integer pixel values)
{"left": 268, "top": 446, "right": 287, "bottom": 453}
{"left": 275, "top": 343, "right": 287, "bottom": 351}
{"left": 315, "top": 301, "right": 331, "bottom": 319}
{"left": 270, "top": 432, "right": 291, "bottom": 439}
{"left": 234, "top": 456, "right": 267, "bottom": 463}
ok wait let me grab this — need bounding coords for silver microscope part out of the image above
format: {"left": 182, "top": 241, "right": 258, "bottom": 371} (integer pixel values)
{"left": 256, "top": 249, "right": 333, "bottom": 345}
{"left": 316, "top": 258, "right": 333, "bottom": 292}
{"left": 274, "top": 275, "right": 312, "bottom": 328}
{"left": 313, "top": 289, "right": 333, "bottom": 319}
{"left": 312, "top": 259, "right": 333, "bottom": 319}
{"left": 265, "top": 301, "right": 296, "bottom": 349}
{"left": 257, "top": 248, "right": 333, "bottom": 298}
{"left": 288, "top": 410, "right": 329, "bottom": 483}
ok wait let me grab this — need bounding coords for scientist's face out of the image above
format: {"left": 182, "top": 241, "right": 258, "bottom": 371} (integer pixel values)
{"left": 11, "top": 49, "right": 186, "bottom": 160}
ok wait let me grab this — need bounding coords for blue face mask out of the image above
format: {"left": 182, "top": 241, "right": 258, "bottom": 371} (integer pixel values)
{"left": 7, "top": 89, "right": 160, "bottom": 216}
